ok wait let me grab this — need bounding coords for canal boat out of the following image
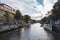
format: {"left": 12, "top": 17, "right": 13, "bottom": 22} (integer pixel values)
{"left": 41, "top": 24, "right": 44, "bottom": 27}
{"left": 43, "top": 24, "right": 52, "bottom": 31}
{"left": 18, "top": 23, "right": 25, "bottom": 28}
{"left": 51, "top": 20, "right": 60, "bottom": 32}
{"left": 24, "top": 23, "right": 31, "bottom": 27}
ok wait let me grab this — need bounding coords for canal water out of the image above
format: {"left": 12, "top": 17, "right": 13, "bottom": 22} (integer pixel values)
{"left": 0, "top": 23, "right": 60, "bottom": 40}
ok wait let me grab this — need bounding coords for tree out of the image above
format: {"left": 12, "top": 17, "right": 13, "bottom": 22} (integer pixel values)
{"left": 51, "top": 1, "right": 60, "bottom": 21}
{"left": 14, "top": 10, "right": 22, "bottom": 23}
{"left": 42, "top": 1, "right": 60, "bottom": 22}
{"left": 24, "top": 15, "right": 31, "bottom": 23}
{"left": 40, "top": 17, "right": 47, "bottom": 23}
{"left": 20, "top": 16, "right": 24, "bottom": 20}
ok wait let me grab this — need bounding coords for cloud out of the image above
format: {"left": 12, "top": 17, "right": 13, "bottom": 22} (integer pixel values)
{"left": 43, "top": 0, "right": 57, "bottom": 11}
{"left": 2, "top": 0, "right": 57, "bottom": 20}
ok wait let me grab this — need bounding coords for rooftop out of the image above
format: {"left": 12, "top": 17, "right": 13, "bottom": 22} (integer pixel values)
{"left": 0, "top": 3, "right": 15, "bottom": 10}
{"left": 0, "top": 3, "right": 16, "bottom": 14}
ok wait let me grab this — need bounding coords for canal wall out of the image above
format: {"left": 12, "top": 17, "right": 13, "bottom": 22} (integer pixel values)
{"left": 0, "top": 24, "right": 18, "bottom": 32}
{"left": 0, "top": 23, "right": 31, "bottom": 32}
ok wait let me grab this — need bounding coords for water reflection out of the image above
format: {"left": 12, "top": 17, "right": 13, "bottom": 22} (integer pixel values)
{"left": 0, "top": 23, "right": 60, "bottom": 40}
{"left": 19, "top": 27, "right": 24, "bottom": 33}
{"left": 0, "top": 29, "right": 21, "bottom": 40}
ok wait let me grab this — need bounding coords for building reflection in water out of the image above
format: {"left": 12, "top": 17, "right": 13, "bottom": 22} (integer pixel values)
{"left": 19, "top": 27, "right": 24, "bottom": 33}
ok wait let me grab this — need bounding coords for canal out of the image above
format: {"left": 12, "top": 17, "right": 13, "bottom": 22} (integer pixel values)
{"left": 0, "top": 23, "right": 60, "bottom": 40}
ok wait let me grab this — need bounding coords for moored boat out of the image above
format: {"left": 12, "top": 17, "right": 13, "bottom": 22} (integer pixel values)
{"left": 43, "top": 24, "right": 52, "bottom": 31}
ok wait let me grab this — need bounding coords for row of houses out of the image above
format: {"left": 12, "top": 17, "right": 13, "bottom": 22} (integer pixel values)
{"left": 0, "top": 3, "right": 16, "bottom": 24}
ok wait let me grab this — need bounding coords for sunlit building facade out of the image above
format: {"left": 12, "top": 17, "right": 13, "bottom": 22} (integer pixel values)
{"left": 0, "top": 3, "right": 16, "bottom": 24}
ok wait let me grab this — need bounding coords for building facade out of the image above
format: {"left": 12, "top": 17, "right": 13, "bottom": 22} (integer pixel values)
{"left": 0, "top": 3, "right": 16, "bottom": 24}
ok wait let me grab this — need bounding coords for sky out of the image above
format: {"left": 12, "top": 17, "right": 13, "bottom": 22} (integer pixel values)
{"left": 1, "top": 0, "right": 57, "bottom": 20}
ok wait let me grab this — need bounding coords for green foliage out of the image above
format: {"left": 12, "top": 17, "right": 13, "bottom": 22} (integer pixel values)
{"left": 41, "top": 1, "right": 60, "bottom": 23}
{"left": 14, "top": 10, "right": 22, "bottom": 20}
{"left": 51, "top": 1, "right": 60, "bottom": 21}
{"left": 20, "top": 16, "right": 24, "bottom": 20}
{"left": 24, "top": 15, "right": 31, "bottom": 23}
{"left": 41, "top": 17, "right": 47, "bottom": 22}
